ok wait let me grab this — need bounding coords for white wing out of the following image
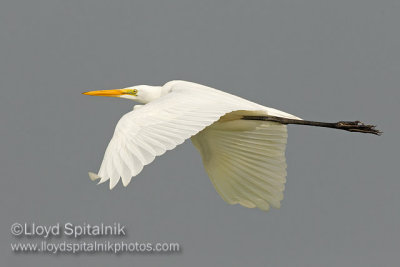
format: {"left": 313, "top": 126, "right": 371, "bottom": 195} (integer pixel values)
{"left": 192, "top": 114, "right": 287, "bottom": 211}
{"left": 90, "top": 81, "right": 299, "bottom": 190}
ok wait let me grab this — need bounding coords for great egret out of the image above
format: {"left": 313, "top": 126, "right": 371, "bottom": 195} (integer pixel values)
{"left": 83, "top": 80, "right": 380, "bottom": 211}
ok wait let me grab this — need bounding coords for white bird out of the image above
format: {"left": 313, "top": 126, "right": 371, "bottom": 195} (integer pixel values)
{"left": 83, "top": 80, "right": 379, "bottom": 211}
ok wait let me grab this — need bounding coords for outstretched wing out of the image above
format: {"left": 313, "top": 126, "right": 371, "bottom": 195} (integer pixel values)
{"left": 191, "top": 116, "right": 288, "bottom": 211}
{"left": 89, "top": 81, "right": 299, "bottom": 189}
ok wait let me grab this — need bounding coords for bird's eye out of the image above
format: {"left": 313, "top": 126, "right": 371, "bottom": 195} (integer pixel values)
{"left": 126, "top": 89, "right": 138, "bottom": 95}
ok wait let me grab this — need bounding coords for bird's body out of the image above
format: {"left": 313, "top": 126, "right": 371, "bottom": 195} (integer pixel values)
{"left": 83, "top": 80, "right": 301, "bottom": 211}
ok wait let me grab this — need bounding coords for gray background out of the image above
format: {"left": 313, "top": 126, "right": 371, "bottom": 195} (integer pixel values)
{"left": 1, "top": 0, "right": 399, "bottom": 266}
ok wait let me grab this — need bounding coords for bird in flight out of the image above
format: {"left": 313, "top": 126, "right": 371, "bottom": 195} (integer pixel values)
{"left": 83, "top": 80, "right": 380, "bottom": 211}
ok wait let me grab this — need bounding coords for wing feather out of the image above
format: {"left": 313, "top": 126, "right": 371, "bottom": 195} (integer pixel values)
{"left": 191, "top": 118, "right": 288, "bottom": 211}
{"left": 91, "top": 81, "right": 297, "bottom": 190}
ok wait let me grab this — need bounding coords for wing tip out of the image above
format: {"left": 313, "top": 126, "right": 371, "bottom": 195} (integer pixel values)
{"left": 121, "top": 178, "right": 131, "bottom": 188}
{"left": 88, "top": 172, "right": 100, "bottom": 181}
{"left": 88, "top": 172, "right": 113, "bottom": 188}
{"left": 88, "top": 172, "right": 131, "bottom": 190}
{"left": 109, "top": 178, "right": 119, "bottom": 190}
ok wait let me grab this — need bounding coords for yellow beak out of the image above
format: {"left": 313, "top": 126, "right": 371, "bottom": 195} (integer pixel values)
{"left": 82, "top": 89, "right": 127, "bottom": 97}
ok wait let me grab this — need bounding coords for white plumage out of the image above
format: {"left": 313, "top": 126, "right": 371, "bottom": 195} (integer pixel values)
{"left": 84, "top": 80, "right": 300, "bottom": 211}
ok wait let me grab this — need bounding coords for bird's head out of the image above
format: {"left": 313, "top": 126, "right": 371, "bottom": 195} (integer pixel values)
{"left": 83, "top": 85, "right": 164, "bottom": 104}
